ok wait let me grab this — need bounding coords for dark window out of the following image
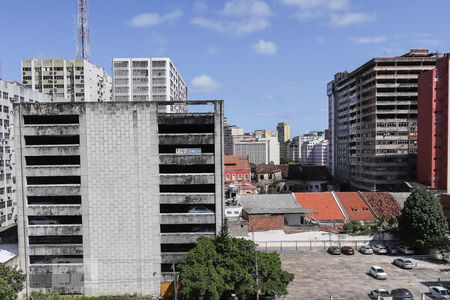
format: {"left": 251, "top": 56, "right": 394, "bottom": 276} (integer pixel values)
{"left": 28, "top": 196, "right": 82, "bottom": 205}
{"left": 27, "top": 176, "right": 81, "bottom": 185}
{"left": 26, "top": 156, "right": 80, "bottom": 165}
{"left": 25, "top": 135, "right": 80, "bottom": 145}
{"left": 160, "top": 184, "right": 215, "bottom": 193}
{"left": 29, "top": 235, "right": 82, "bottom": 244}
{"left": 23, "top": 115, "right": 79, "bottom": 125}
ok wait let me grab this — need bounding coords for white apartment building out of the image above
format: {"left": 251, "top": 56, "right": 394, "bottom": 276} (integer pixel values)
{"left": 0, "top": 80, "right": 52, "bottom": 233}
{"left": 301, "top": 139, "right": 329, "bottom": 166}
{"left": 21, "top": 59, "right": 112, "bottom": 102}
{"left": 112, "top": 58, "right": 187, "bottom": 113}
{"left": 234, "top": 136, "right": 280, "bottom": 165}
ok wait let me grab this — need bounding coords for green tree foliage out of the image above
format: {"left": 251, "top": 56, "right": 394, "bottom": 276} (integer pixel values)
{"left": 399, "top": 188, "right": 449, "bottom": 250}
{"left": 180, "top": 226, "right": 294, "bottom": 299}
{"left": 0, "top": 264, "right": 26, "bottom": 300}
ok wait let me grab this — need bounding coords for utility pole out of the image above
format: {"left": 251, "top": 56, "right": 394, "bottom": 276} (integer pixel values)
{"left": 76, "top": 0, "right": 90, "bottom": 61}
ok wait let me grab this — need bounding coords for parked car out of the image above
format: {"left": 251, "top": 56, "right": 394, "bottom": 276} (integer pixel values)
{"left": 393, "top": 258, "right": 415, "bottom": 269}
{"left": 386, "top": 245, "right": 399, "bottom": 255}
{"left": 391, "top": 288, "right": 413, "bottom": 300}
{"left": 372, "top": 244, "right": 388, "bottom": 254}
{"left": 188, "top": 206, "right": 214, "bottom": 213}
{"left": 370, "top": 289, "right": 392, "bottom": 300}
{"left": 341, "top": 246, "right": 355, "bottom": 255}
{"left": 369, "top": 265, "right": 387, "bottom": 280}
{"left": 397, "top": 246, "right": 414, "bottom": 255}
{"left": 327, "top": 246, "right": 341, "bottom": 255}
{"left": 360, "top": 245, "right": 374, "bottom": 255}
{"left": 429, "top": 286, "right": 450, "bottom": 299}
{"left": 28, "top": 217, "right": 59, "bottom": 225}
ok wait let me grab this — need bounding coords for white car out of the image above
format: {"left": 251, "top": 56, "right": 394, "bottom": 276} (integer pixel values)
{"left": 370, "top": 289, "right": 392, "bottom": 300}
{"left": 397, "top": 245, "right": 414, "bottom": 255}
{"left": 372, "top": 244, "right": 388, "bottom": 254}
{"left": 429, "top": 286, "right": 450, "bottom": 299}
{"left": 369, "top": 265, "right": 388, "bottom": 280}
{"left": 393, "top": 258, "right": 415, "bottom": 269}
{"left": 360, "top": 245, "right": 374, "bottom": 255}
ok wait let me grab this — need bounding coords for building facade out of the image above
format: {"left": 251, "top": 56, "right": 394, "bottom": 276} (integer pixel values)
{"left": 224, "top": 124, "right": 244, "bottom": 155}
{"left": 112, "top": 58, "right": 187, "bottom": 113}
{"left": 0, "top": 81, "right": 52, "bottom": 233}
{"left": 234, "top": 137, "right": 280, "bottom": 165}
{"left": 14, "top": 101, "right": 224, "bottom": 296}
{"left": 301, "top": 139, "right": 328, "bottom": 166}
{"left": 21, "top": 59, "right": 112, "bottom": 102}
{"left": 328, "top": 49, "right": 437, "bottom": 191}
{"left": 417, "top": 54, "right": 449, "bottom": 191}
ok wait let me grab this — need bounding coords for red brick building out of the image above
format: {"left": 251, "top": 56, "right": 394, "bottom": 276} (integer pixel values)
{"left": 417, "top": 54, "right": 449, "bottom": 191}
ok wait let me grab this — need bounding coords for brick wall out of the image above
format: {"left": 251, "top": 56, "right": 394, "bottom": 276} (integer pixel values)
{"left": 248, "top": 214, "right": 284, "bottom": 231}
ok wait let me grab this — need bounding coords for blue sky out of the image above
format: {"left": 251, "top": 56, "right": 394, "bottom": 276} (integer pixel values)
{"left": 0, "top": 0, "right": 449, "bottom": 136}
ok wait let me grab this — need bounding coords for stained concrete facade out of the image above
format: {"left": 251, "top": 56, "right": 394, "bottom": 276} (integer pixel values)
{"left": 14, "top": 101, "right": 224, "bottom": 297}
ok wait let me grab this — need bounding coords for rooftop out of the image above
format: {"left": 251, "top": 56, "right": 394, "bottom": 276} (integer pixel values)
{"left": 238, "top": 194, "right": 313, "bottom": 215}
{"left": 335, "top": 192, "right": 375, "bottom": 221}
{"left": 295, "top": 192, "right": 345, "bottom": 221}
{"left": 224, "top": 155, "right": 250, "bottom": 170}
{"left": 287, "top": 165, "right": 332, "bottom": 181}
{"left": 361, "top": 192, "right": 402, "bottom": 217}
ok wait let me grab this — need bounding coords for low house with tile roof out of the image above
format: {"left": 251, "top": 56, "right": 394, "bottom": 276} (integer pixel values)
{"left": 294, "top": 192, "right": 377, "bottom": 224}
{"left": 238, "top": 194, "right": 313, "bottom": 231}
{"left": 280, "top": 164, "right": 333, "bottom": 192}
{"left": 360, "top": 192, "right": 402, "bottom": 217}
{"left": 253, "top": 164, "right": 284, "bottom": 193}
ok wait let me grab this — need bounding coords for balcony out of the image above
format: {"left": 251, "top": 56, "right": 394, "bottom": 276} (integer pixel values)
{"left": 26, "top": 205, "right": 82, "bottom": 216}
{"left": 161, "top": 232, "right": 214, "bottom": 244}
{"left": 159, "top": 154, "right": 214, "bottom": 165}
{"left": 24, "top": 145, "right": 80, "bottom": 156}
{"left": 25, "top": 166, "right": 80, "bottom": 177}
{"left": 27, "top": 225, "right": 82, "bottom": 236}
{"left": 159, "top": 193, "right": 215, "bottom": 204}
{"left": 160, "top": 174, "right": 215, "bottom": 185}
{"left": 158, "top": 133, "right": 214, "bottom": 145}
{"left": 161, "top": 253, "right": 187, "bottom": 264}
{"left": 28, "top": 244, "right": 83, "bottom": 256}
{"left": 160, "top": 213, "right": 215, "bottom": 224}
{"left": 22, "top": 125, "right": 79, "bottom": 136}
{"left": 27, "top": 185, "right": 81, "bottom": 196}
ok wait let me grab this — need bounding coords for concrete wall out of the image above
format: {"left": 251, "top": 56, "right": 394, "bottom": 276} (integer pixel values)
{"left": 81, "top": 103, "right": 160, "bottom": 295}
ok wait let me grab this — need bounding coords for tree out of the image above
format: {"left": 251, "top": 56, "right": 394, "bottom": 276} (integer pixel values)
{"left": 399, "top": 188, "right": 449, "bottom": 250}
{"left": 180, "top": 225, "right": 294, "bottom": 299}
{"left": 0, "top": 264, "right": 26, "bottom": 300}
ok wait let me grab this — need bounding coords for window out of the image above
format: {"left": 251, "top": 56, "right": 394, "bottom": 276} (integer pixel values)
{"left": 244, "top": 174, "right": 249, "bottom": 180}
{"left": 226, "top": 174, "right": 230, "bottom": 180}
{"left": 238, "top": 174, "right": 242, "bottom": 180}
{"left": 232, "top": 174, "right": 236, "bottom": 180}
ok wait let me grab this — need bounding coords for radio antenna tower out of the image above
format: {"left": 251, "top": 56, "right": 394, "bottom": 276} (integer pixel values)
{"left": 76, "top": 0, "right": 90, "bottom": 61}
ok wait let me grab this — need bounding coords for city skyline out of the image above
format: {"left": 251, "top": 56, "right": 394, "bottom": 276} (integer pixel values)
{"left": 0, "top": 0, "right": 449, "bottom": 135}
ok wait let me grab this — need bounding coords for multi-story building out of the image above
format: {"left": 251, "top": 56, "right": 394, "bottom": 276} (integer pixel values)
{"left": 417, "top": 54, "right": 449, "bottom": 191}
{"left": 0, "top": 81, "right": 52, "bottom": 235}
{"left": 234, "top": 136, "right": 280, "bottom": 165}
{"left": 301, "top": 139, "right": 329, "bottom": 166}
{"left": 21, "top": 59, "right": 112, "bottom": 102}
{"left": 14, "top": 100, "right": 224, "bottom": 296}
{"left": 112, "top": 58, "right": 187, "bottom": 113}
{"left": 276, "top": 122, "right": 290, "bottom": 144}
{"left": 328, "top": 49, "right": 437, "bottom": 191}
{"left": 224, "top": 124, "right": 244, "bottom": 155}
{"left": 284, "top": 131, "right": 326, "bottom": 164}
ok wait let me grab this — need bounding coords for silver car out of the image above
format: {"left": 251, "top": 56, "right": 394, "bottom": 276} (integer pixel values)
{"left": 393, "top": 258, "right": 415, "bottom": 269}
{"left": 372, "top": 244, "right": 388, "bottom": 254}
{"left": 360, "top": 245, "right": 374, "bottom": 255}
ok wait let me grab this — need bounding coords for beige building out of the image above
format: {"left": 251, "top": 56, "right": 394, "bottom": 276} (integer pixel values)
{"left": 277, "top": 122, "right": 290, "bottom": 144}
{"left": 21, "top": 59, "right": 112, "bottom": 102}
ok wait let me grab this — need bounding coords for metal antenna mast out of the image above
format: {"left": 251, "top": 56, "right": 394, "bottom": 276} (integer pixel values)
{"left": 76, "top": 0, "right": 90, "bottom": 61}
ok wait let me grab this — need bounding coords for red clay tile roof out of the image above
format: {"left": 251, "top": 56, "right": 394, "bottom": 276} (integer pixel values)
{"left": 335, "top": 192, "right": 375, "bottom": 221}
{"left": 361, "top": 192, "right": 401, "bottom": 217}
{"left": 224, "top": 155, "right": 250, "bottom": 170}
{"left": 255, "top": 164, "right": 282, "bottom": 174}
{"left": 295, "top": 192, "right": 345, "bottom": 221}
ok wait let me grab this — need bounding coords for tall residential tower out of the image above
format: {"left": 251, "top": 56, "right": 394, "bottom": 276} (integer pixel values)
{"left": 328, "top": 49, "right": 437, "bottom": 191}
{"left": 21, "top": 59, "right": 112, "bottom": 102}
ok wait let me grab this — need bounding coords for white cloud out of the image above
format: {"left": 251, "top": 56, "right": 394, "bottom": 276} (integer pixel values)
{"left": 191, "top": 0, "right": 272, "bottom": 36}
{"left": 352, "top": 35, "right": 386, "bottom": 44}
{"left": 253, "top": 39, "right": 278, "bottom": 55}
{"left": 279, "top": 0, "right": 376, "bottom": 27}
{"left": 129, "top": 9, "right": 183, "bottom": 27}
{"left": 330, "top": 12, "right": 376, "bottom": 27}
{"left": 191, "top": 75, "right": 221, "bottom": 92}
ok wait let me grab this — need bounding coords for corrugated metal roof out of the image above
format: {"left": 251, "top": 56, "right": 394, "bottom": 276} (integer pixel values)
{"left": 238, "top": 194, "right": 313, "bottom": 215}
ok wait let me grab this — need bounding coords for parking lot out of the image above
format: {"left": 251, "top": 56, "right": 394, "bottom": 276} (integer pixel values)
{"left": 279, "top": 251, "right": 450, "bottom": 299}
